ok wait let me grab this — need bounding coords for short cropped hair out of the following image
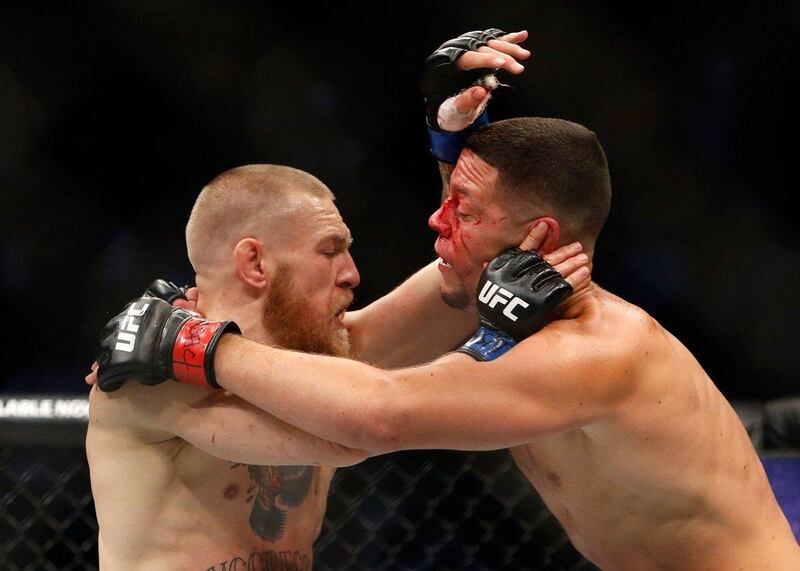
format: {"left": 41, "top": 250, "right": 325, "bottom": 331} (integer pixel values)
{"left": 465, "top": 117, "right": 611, "bottom": 244}
{"left": 185, "top": 164, "right": 333, "bottom": 270}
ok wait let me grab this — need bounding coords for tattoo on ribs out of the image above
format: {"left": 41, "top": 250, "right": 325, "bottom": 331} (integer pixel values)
{"left": 231, "top": 463, "right": 314, "bottom": 541}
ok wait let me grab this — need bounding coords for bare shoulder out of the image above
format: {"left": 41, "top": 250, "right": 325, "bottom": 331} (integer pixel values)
{"left": 506, "top": 288, "right": 661, "bottom": 396}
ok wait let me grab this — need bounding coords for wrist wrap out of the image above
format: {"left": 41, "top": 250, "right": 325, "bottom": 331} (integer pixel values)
{"left": 428, "top": 111, "right": 489, "bottom": 164}
{"left": 170, "top": 317, "right": 239, "bottom": 387}
{"left": 456, "top": 325, "right": 516, "bottom": 362}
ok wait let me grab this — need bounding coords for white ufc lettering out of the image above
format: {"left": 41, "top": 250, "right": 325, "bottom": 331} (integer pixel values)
{"left": 478, "top": 280, "right": 530, "bottom": 322}
{"left": 114, "top": 301, "right": 150, "bottom": 353}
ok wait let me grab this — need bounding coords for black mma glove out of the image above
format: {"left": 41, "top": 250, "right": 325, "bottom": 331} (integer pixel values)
{"left": 421, "top": 28, "right": 505, "bottom": 128}
{"left": 95, "top": 297, "right": 240, "bottom": 392}
{"left": 143, "top": 279, "right": 189, "bottom": 303}
{"left": 458, "top": 248, "right": 573, "bottom": 361}
{"left": 421, "top": 28, "right": 505, "bottom": 163}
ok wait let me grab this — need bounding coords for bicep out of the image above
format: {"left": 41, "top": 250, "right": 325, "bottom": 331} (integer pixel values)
{"left": 93, "top": 382, "right": 369, "bottom": 467}
{"left": 167, "top": 392, "right": 370, "bottom": 467}
{"left": 384, "top": 331, "right": 631, "bottom": 451}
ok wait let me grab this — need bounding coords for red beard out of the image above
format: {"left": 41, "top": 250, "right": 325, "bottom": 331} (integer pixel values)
{"left": 263, "top": 267, "right": 350, "bottom": 357}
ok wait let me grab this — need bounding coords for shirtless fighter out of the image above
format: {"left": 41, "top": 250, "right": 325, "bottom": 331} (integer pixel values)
{"left": 87, "top": 31, "right": 596, "bottom": 569}
{"left": 95, "top": 31, "right": 800, "bottom": 570}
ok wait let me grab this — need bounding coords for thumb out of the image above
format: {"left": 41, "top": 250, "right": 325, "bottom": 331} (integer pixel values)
{"left": 454, "top": 86, "right": 490, "bottom": 114}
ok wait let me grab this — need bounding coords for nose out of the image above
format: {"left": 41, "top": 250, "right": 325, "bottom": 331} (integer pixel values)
{"left": 337, "top": 251, "right": 361, "bottom": 289}
{"left": 428, "top": 204, "right": 452, "bottom": 238}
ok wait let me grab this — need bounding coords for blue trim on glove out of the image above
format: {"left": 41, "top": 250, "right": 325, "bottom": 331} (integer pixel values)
{"left": 428, "top": 111, "right": 489, "bottom": 164}
{"left": 456, "top": 325, "right": 516, "bottom": 362}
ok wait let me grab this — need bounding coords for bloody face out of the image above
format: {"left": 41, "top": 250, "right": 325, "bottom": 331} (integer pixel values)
{"left": 428, "top": 149, "right": 524, "bottom": 309}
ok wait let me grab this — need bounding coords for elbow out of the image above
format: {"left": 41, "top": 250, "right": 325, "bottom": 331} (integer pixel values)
{"left": 325, "top": 442, "right": 372, "bottom": 467}
{"left": 339, "top": 373, "right": 407, "bottom": 454}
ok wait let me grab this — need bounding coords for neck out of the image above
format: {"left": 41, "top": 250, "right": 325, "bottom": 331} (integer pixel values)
{"left": 554, "top": 280, "right": 599, "bottom": 321}
{"left": 195, "top": 277, "right": 272, "bottom": 346}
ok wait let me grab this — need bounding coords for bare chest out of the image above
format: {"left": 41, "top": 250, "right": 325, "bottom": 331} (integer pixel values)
{"left": 174, "top": 446, "right": 334, "bottom": 545}
{"left": 93, "top": 439, "right": 334, "bottom": 570}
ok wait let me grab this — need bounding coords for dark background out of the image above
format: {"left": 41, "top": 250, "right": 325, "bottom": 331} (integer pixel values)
{"left": 1, "top": 1, "right": 798, "bottom": 400}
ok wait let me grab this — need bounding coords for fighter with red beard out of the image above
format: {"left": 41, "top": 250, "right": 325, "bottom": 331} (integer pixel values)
{"left": 87, "top": 162, "right": 587, "bottom": 569}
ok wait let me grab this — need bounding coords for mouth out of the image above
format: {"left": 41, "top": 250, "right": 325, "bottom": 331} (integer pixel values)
{"left": 434, "top": 242, "right": 455, "bottom": 271}
{"left": 435, "top": 253, "right": 456, "bottom": 275}
{"left": 333, "top": 298, "right": 353, "bottom": 325}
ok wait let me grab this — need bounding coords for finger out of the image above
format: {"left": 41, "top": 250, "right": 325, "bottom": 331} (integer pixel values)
{"left": 172, "top": 298, "right": 193, "bottom": 310}
{"left": 496, "top": 30, "right": 529, "bottom": 44}
{"left": 486, "top": 39, "right": 531, "bottom": 60}
{"left": 172, "top": 298, "right": 201, "bottom": 315}
{"left": 565, "top": 266, "right": 591, "bottom": 292}
{"left": 457, "top": 51, "right": 507, "bottom": 71}
{"left": 543, "top": 241, "right": 582, "bottom": 265}
{"left": 518, "top": 221, "right": 548, "bottom": 251}
{"left": 184, "top": 286, "right": 198, "bottom": 302}
{"left": 453, "top": 86, "right": 491, "bottom": 114}
{"left": 552, "top": 253, "right": 589, "bottom": 279}
{"left": 85, "top": 362, "right": 99, "bottom": 386}
{"left": 477, "top": 45, "right": 525, "bottom": 74}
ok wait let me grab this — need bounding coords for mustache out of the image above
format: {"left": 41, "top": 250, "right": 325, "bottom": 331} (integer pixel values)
{"left": 336, "top": 295, "right": 354, "bottom": 315}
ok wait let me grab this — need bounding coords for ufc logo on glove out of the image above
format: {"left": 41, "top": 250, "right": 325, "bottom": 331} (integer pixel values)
{"left": 478, "top": 281, "right": 529, "bottom": 322}
{"left": 115, "top": 301, "right": 150, "bottom": 352}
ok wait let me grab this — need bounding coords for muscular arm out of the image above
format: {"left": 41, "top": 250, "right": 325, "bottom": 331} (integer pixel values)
{"left": 90, "top": 382, "right": 369, "bottom": 466}
{"left": 345, "top": 260, "right": 477, "bottom": 367}
{"left": 214, "top": 317, "right": 637, "bottom": 453}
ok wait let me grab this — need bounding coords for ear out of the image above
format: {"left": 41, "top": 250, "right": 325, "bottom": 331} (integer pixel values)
{"left": 527, "top": 217, "right": 560, "bottom": 254}
{"left": 233, "top": 238, "right": 268, "bottom": 289}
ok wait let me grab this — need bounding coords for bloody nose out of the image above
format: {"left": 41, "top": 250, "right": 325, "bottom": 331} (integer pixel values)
{"left": 428, "top": 205, "right": 451, "bottom": 238}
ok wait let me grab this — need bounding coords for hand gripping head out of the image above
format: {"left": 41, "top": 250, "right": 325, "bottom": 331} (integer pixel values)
{"left": 420, "top": 28, "right": 506, "bottom": 128}
{"left": 476, "top": 248, "right": 573, "bottom": 341}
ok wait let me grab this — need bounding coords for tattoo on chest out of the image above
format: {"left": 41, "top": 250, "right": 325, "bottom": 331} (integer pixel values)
{"left": 230, "top": 463, "right": 314, "bottom": 541}
{"left": 205, "top": 549, "right": 311, "bottom": 571}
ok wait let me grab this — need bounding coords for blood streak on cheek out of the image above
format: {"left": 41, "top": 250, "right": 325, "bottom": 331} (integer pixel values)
{"left": 444, "top": 195, "right": 477, "bottom": 260}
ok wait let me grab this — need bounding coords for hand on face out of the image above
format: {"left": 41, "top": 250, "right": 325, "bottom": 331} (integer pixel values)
{"left": 517, "top": 221, "right": 592, "bottom": 294}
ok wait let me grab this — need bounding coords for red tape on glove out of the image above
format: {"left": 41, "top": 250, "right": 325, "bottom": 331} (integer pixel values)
{"left": 171, "top": 317, "right": 227, "bottom": 387}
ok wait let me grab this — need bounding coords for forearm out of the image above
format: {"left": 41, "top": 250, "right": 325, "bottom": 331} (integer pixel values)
{"left": 214, "top": 334, "right": 398, "bottom": 451}
{"left": 348, "top": 260, "right": 477, "bottom": 367}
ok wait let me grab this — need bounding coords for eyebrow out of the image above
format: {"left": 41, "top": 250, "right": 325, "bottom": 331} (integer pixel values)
{"left": 450, "top": 182, "right": 471, "bottom": 199}
{"left": 329, "top": 234, "right": 353, "bottom": 247}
